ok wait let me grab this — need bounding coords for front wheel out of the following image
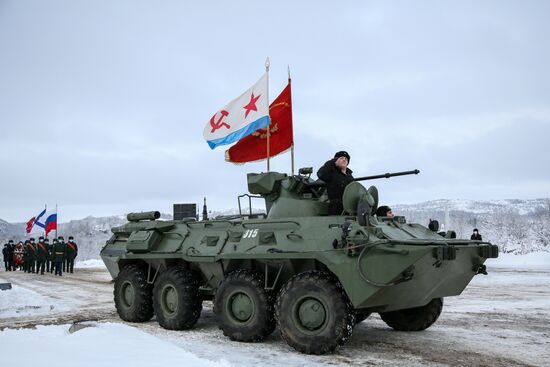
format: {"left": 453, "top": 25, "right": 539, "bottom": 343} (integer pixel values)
{"left": 114, "top": 265, "right": 154, "bottom": 322}
{"left": 379, "top": 298, "right": 443, "bottom": 331}
{"left": 275, "top": 271, "right": 354, "bottom": 355}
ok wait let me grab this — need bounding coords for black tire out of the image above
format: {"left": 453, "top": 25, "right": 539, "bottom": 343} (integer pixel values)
{"left": 354, "top": 311, "right": 371, "bottom": 325}
{"left": 153, "top": 267, "right": 202, "bottom": 330}
{"left": 114, "top": 265, "right": 154, "bottom": 322}
{"left": 275, "top": 271, "right": 354, "bottom": 355}
{"left": 213, "top": 269, "right": 275, "bottom": 342}
{"left": 379, "top": 298, "right": 443, "bottom": 331}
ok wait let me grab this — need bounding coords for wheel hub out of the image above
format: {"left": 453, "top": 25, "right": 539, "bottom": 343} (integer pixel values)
{"left": 121, "top": 281, "right": 135, "bottom": 308}
{"left": 228, "top": 292, "right": 253, "bottom": 322}
{"left": 161, "top": 284, "right": 178, "bottom": 315}
{"left": 297, "top": 298, "right": 327, "bottom": 331}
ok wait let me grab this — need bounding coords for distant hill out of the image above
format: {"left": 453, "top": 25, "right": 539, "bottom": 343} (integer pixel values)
{"left": 1, "top": 199, "right": 549, "bottom": 259}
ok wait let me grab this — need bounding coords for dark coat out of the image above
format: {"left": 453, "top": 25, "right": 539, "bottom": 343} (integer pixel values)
{"left": 52, "top": 242, "right": 66, "bottom": 262}
{"left": 66, "top": 241, "right": 78, "bottom": 260}
{"left": 317, "top": 158, "right": 354, "bottom": 215}
{"left": 2, "top": 246, "right": 8, "bottom": 261}
{"left": 36, "top": 242, "right": 49, "bottom": 261}
{"left": 471, "top": 233, "right": 483, "bottom": 241}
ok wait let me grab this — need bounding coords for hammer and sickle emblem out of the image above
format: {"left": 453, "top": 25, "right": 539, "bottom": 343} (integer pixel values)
{"left": 210, "top": 110, "right": 230, "bottom": 133}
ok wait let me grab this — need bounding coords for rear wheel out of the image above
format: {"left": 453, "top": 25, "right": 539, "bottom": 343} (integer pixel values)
{"left": 214, "top": 269, "right": 275, "bottom": 342}
{"left": 153, "top": 267, "right": 202, "bottom": 330}
{"left": 379, "top": 298, "right": 443, "bottom": 331}
{"left": 114, "top": 265, "right": 154, "bottom": 322}
{"left": 275, "top": 271, "right": 354, "bottom": 355}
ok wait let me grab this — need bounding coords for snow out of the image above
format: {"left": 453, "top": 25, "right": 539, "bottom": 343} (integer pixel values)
{"left": 487, "top": 252, "right": 550, "bottom": 270}
{"left": 76, "top": 259, "right": 107, "bottom": 268}
{"left": 0, "top": 322, "right": 230, "bottom": 367}
{"left": 0, "top": 281, "right": 72, "bottom": 318}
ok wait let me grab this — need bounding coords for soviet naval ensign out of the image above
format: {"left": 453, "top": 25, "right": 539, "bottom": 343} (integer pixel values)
{"left": 204, "top": 72, "right": 270, "bottom": 149}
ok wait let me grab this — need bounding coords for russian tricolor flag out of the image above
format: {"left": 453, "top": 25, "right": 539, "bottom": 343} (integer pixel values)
{"left": 45, "top": 214, "right": 57, "bottom": 235}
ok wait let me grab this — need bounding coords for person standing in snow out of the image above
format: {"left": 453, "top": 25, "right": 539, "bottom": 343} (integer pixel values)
{"left": 2, "top": 244, "right": 9, "bottom": 271}
{"left": 65, "top": 236, "right": 78, "bottom": 273}
{"left": 35, "top": 237, "right": 49, "bottom": 275}
{"left": 471, "top": 228, "right": 482, "bottom": 241}
{"left": 52, "top": 237, "right": 66, "bottom": 276}
{"left": 317, "top": 151, "right": 354, "bottom": 215}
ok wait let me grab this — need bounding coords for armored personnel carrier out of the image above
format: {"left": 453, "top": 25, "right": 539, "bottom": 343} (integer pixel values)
{"left": 100, "top": 168, "right": 498, "bottom": 355}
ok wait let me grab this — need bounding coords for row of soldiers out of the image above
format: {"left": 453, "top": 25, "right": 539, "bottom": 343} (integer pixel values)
{"left": 2, "top": 236, "right": 78, "bottom": 276}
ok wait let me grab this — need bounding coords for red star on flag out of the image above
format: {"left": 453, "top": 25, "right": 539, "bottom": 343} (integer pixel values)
{"left": 243, "top": 92, "right": 261, "bottom": 119}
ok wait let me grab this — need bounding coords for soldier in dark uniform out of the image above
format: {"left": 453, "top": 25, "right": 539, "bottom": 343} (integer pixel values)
{"left": 7, "top": 240, "right": 15, "bottom": 271}
{"left": 52, "top": 237, "right": 66, "bottom": 276}
{"left": 27, "top": 238, "right": 37, "bottom": 273}
{"left": 2, "top": 244, "right": 9, "bottom": 271}
{"left": 23, "top": 240, "right": 30, "bottom": 272}
{"left": 58, "top": 236, "right": 67, "bottom": 272}
{"left": 46, "top": 238, "right": 52, "bottom": 273}
{"left": 317, "top": 151, "right": 354, "bottom": 215}
{"left": 471, "top": 228, "right": 482, "bottom": 241}
{"left": 36, "top": 237, "right": 49, "bottom": 275}
{"left": 49, "top": 239, "right": 57, "bottom": 273}
{"left": 65, "top": 236, "right": 78, "bottom": 273}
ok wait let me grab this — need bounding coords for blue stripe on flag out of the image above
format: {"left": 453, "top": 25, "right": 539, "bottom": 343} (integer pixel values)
{"left": 207, "top": 115, "right": 270, "bottom": 149}
{"left": 34, "top": 207, "right": 47, "bottom": 228}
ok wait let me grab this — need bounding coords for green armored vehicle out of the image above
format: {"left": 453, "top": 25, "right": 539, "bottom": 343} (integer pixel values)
{"left": 100, "top": 168, "right": 498, "bottom": 355}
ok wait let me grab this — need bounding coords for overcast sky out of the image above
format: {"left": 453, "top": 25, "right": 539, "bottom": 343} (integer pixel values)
{"left": 1, "top": 0, "right": 549, "bottom": 223}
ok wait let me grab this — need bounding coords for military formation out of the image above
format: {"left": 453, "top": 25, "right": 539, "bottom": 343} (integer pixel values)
{"left": 2, "top": 236, "right": 78, "bottom": 276}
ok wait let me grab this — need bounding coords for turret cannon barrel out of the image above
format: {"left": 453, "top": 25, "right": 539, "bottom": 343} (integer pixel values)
{"left": 354, "top": 169, "right": 420, "bottom": 182}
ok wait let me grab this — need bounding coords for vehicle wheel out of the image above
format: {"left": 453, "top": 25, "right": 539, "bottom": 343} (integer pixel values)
{"left": 354, "top": 311, "right": 371, "bottom": 325}
{"left": 153, "top": 267, "right": 202, "bottom": 330}
{"left": 213, "top": 269, "right": 275, "bottom": 342}
{"left": 275, "top": 271, "right": 354, "bottom": 355}
{"left": 379, "top": 298, "right": 443, "bottom": 331}
{"left": 114, "top": 264, "right": 154, "bottom": 322}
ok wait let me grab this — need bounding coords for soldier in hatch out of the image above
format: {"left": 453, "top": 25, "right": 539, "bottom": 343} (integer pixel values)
{"left": 376, "top": 205, "right": 394, "bottom": 218}
{"left": 317, "top": 151, "right": 354, "bottom": 215}
{"left": 471, "top": 228, "right": 482, "bottom": 241}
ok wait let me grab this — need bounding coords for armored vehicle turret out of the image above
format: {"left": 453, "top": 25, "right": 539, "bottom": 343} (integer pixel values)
{"left": 101, "top": 168, "right": 498, "bottom": 355}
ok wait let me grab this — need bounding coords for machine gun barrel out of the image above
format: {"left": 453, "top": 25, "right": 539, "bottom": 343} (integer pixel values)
{"left": 354, "top": 169, "right": 420, "bottom": 182}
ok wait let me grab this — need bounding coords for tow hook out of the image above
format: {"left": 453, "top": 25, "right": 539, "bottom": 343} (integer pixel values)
{"left": 473, "top": 264, "right": 488, "bottom": 275}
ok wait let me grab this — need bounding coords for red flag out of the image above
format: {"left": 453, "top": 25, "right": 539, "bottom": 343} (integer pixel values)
{"left": 26, "top": 217, "right": 35, "bottom": 234}
{"left": 225, "top": 81, "right": 293, "bottom": 163}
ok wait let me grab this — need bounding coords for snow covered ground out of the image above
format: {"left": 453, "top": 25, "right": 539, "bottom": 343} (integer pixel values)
{"left": 0, "top": 322, "right": 229, "bottom": 367}
{"left": 1, "top": 253, "right": 549, "bottom": 366}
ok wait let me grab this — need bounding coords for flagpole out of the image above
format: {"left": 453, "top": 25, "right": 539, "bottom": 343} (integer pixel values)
{"left": 265, "top": 57, "right": 271, "bottom": 172}
{"left": 55, "top": 204, "right": 58, "bottom": 239}
{"left": 288, "top": 65, "right": 294, "bottom": 176}
{"left": 44, "top": 204, "right": 47, "bottom": 238}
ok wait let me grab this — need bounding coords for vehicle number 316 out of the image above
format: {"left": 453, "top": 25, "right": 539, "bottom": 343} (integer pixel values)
{"left": 242, "top": 229, "right": 259, "bottom": 239}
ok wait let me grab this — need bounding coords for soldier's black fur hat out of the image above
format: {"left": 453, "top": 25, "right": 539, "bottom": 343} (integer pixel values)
{"left": 58, "top": 236, "right": 64, "bottom": 240}
{"left": 68, "top": 236, "right": 74, "bottom": 240}
{"left": 39, "top": 236, "right": 44, "bottom": 241}
{"left": 44, "top": 238, "right": 49, "bottom": 242}
{"left": 334, "top": 151, "right": 350, "bottom": 163}
{"left": 473, "top": 228, "right": 479, "bottom": 232}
